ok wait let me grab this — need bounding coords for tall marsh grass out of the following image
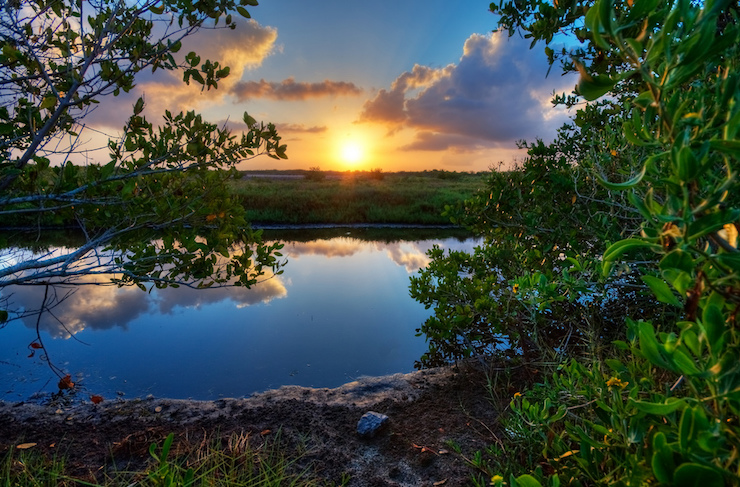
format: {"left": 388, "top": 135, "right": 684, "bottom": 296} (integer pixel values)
{"left": 230, "top": 170, "right": 485, "bottom": 225}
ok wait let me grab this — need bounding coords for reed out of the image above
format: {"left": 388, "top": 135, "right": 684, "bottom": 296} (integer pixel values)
{"left": 230, "top": 170, "right": 485, "bottom": 225}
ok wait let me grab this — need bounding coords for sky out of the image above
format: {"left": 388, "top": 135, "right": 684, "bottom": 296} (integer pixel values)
{"left": 90, "top": 0, "right": 579, "bottom": 172}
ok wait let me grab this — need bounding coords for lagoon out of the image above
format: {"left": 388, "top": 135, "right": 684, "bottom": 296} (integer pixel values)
{"left": 1, "top": 227, "right": 477, "bottom": 402}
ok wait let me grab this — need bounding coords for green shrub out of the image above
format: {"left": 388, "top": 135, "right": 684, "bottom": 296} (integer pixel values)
{"left": 472, "top": 0, "right": 740, "bottom": 485}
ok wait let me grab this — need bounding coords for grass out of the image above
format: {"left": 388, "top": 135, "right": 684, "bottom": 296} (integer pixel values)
{"left": 2, "top": 431, "right": 348, "bottom": 487}
{"left": 230, "top": 170, "right": 486, "bottom": 225}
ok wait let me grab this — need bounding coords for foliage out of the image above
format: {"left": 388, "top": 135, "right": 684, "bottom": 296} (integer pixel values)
{"left": 409, "top": 116, "right": 668, "bottom": 366}
{"left": 305, "top": 166, "right": 326, "bottom": 182}
{"left": 451, "top": 0, "right": 740, "bottom": 485}
{"left": 368, "top": 167, "right": 385, "bottom": 180}
{"left": 0, "top": 0, "right": 287, "bottom": 292}
{"left": 410, "top": 0, "right": 688, "bottom": 363}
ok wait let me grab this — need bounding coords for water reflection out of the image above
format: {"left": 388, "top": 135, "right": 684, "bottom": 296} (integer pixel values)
{"left": 285, "top": 238, "right": 432, "bottom": 272}
{"left": 1, "top": 228, "right": 476, "bottom": 401}
{"left": 5, "top": 271, "right": 288, "bottom": 338}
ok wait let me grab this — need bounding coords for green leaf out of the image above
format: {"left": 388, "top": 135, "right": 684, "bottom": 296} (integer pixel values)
{"left": 191, "top": 71, "right": 204, "bottom": 85}
{"left": 602, "top": 239, "right": 660, "bottom": 275}
{"left": 122, "top": 179, "right": 136, "bottom": 196}
{"left": 709, "top": 139, "right": 740, "bottom": 159}
{"left": 39, "top": 95, "right": 57, "bottom": 109}
{"left": 631, "top": 397, "right": 686, "bottom": 415}
{"left": 236, "top": 6, "right": 251, "bottom": 18}
{"left": 598, "top": 163, "right": 647, "bottom": 190}
{"left": 676, "top": 145, "right": 699, "bottom": 181}
{"left": 673, "top": 463, "right": 723, "bottom": 487}
{"left": 631, "top": 90, "right": 655, "bottom": 109}
{"left": 512, "top": 474, "right": 543, "bottom": 487}
{"left": 702, "top": 304, "right": 726, "bottom": 351}
{"left": 716, "top": 253, "right": 740, "bottom": 271}
{"left": 0, "top": 310, "right": 7, "bottom": 323}
{"left": 133, "top": 97, "right": 144, "bottom": 115}
{"left": 584, "top": 3, "right": 610, "bottom": 49}
{"left": 605, "top": 358, "right": 627, "bottom": 373}
{"left": 688, "top": 209, "right": 740, "bottom": 240}
{"left": 660, "top": 268, "right": 691, "bottom": 296}
{"left": 243, "top": 112, "right": 257, "bottom": 127}
{"left": 578, "top": 73, "right": 617, "bottom": 101}
{"left": 638, "top": 320, "right": 672, "bottom": 369}
{"left": 660, "top": 249, "right": 694, "bottom": 274}
{"left": 626, "top": 0, "right": 660, "bottom": 21}
{"left": 598, "top": 0, "right": 615, "bottom": 37}
{"left": 670, "top": 349, "right": 701, "bottom": 375}
{"left": 651, "top": 432, "right": 676, "bottom": 484}
{"left": 642, "top": 275, "right": 682, "bottom": 307}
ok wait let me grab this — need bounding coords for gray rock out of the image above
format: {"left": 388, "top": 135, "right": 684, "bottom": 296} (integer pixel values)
{"left": 357, "top": 411, "right": 389, "bottom": 438}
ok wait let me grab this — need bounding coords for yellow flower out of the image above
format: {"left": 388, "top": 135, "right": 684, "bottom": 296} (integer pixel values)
{"left": 490, "top": 475, "right": 504, "bottom": 485}
{"left": 719, "top": 223, "right": 738, "bottom": 248}
{"left": 606, "top": 377, "right": 629, "bottom": 389}
{"left": 512, "top": 284, "right": 519, "bottom": 294}
{"left": 513, "top": 392, "right": 522, "bottom": 398}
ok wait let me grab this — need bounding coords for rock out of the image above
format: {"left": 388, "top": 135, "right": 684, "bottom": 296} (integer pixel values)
{"left": 357, "top": 411, "right": 389, "bottom": 438}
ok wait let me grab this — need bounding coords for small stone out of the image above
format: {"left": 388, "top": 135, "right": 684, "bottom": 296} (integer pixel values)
{"left": 356, "top": 411, "right": 389, "bottom": 438}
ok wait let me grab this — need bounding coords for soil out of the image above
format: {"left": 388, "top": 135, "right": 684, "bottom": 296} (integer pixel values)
{"left": 0, "top": 362, "right": 522, "bottom": 486}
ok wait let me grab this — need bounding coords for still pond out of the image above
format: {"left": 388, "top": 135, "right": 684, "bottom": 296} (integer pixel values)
{"left": 1, "top": 227, "right": 477, "bottom": 402}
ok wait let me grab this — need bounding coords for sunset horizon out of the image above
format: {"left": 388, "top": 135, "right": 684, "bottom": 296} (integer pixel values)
{"left": 83, "top": 0, "right": 579, "bottom": 173}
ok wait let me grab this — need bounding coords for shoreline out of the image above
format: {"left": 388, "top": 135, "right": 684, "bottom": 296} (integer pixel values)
{"left": 0, "top": 366, "right": 456, "bottom": 416}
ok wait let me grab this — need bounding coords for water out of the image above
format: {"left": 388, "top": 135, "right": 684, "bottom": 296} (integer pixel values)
{"left": 1, "top": 228, "right": 477, "bottom": 402}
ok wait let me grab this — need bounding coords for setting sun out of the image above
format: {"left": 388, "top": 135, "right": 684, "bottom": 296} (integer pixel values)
{"left": 337, "top": 139, "right": 367, "bottom": 168}
{"left": 340, "top": 141, "right": 364, "bottom": 166}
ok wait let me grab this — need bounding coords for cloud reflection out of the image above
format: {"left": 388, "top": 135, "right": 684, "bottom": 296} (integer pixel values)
{"left": 4, "top": 271, "right": 287, "bottom": 338}
{"left": 380, "top": 244, "right": 431, "bottom": 273}
{"left": 155, "top": 276, "right": 287, "bottom": 314}
{"left": 280, "top": 237, "right": 457, "bottom": 273}
{"left": 6, "top": 282, "right": 149, "bottom": 338}
{"left": 3, "top": 236, "right": 476, "bottom": 339}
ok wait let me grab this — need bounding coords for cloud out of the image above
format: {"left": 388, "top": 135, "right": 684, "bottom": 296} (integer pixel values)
{"left": 86, "top": 20, "right": 279, "bottom": 129}
{"left": 357, "top": 32, "right": 576, "bottom": 150}
{"left": 230, "top": 78, "right": 362, "bottom": 101}
{"left": 276, "top": 123, "right": 327, "bottom": 134}
{"left": 358, "top": 64, "right": 454, "bottom": 128}
{"left": 186, "top": 20, "right": 279, "bottom": 74}
{"left": 400, "top": 132, "right": 491, "bottom": 152}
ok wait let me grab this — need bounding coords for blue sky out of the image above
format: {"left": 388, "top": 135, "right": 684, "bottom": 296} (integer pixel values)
{"left": 93, "top": 0, "right": 578, "bottom": 171}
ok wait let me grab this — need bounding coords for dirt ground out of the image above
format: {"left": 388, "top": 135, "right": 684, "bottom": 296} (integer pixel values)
{"left": 0, "top": 362, "right": 520, "bottom": 486}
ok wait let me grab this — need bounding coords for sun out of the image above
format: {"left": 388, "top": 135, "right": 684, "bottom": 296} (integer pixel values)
{"left": 340, "top": 141, "right": 364, "bottom": 166}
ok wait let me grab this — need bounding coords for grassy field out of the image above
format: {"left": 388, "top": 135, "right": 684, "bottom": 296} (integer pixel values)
{"left": 230, "top": 169, "right": 487, "bottom": 225}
